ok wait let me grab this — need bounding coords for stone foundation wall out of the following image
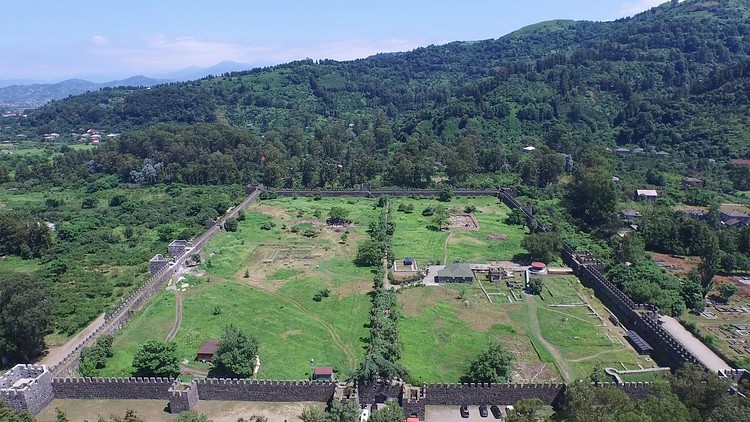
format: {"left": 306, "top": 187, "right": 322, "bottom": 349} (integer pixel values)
{"left": 0, "top": 365, "right": 53, "bottom": 415}
{"left": 196, "top": 379, "right": 336, "bottom": 402}
{"left": 52, "top": 377, "right": 174, "bottom": 400}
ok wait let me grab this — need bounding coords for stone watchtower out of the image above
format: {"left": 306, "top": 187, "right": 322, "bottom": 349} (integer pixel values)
{"left": 149, "top": 254, "right": 170, "bottom": 275}
{"left": 0, "top": 364, "right": 54, "bottom": 415}
{"left": 168, "top": 240, "right": 193, "bottom": 258}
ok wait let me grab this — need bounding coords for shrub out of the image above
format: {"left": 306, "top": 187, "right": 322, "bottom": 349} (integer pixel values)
{"left": 464, "top": 205, "right": 477, "bottom": 213}
{"left": 421, "top": 206, "right": 435, "bottom": 216}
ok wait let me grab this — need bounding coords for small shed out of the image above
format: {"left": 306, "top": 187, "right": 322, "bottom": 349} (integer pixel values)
{"left": 313, "top": 366, "right": 334, "bottom": 380}
{"left": 403, "top": 257, "right": 415, "bottom": 266}
{"left": 196, "top": 339, "right": 219, "bottom": 362}
{"left": 626, "top": 331, "right": 653, "bottom": 355}
{"left": 435, "top": 263, "right": 474, "bottom": 283}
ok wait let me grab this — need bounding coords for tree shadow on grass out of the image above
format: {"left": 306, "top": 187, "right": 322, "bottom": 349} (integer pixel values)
{"left": 511, "top": 253, "right": 532, "bottom": 265}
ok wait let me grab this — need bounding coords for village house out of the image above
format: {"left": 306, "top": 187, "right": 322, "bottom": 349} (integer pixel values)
{"left": 720, "top": 210, "right": 750, "bottom": 227}
{"left": 730, "top": 159, "right": 750, "bottom": 166}
{"left": 683, "top": 209, "right": 707, "bottom": 219}
{"left": 435, "top": 263, "right": 475, "bottom": 283}
{"left": 631, "top": 147, "right": 645, "bottom": 154}
{"left": 196, "top": 339, "right": 219, "bottom": 362}
{"left": 619, "top": 209, "right": 642, "bottom": 224}
{"left": 635, "top": 189, "right": 658, "bottom": 202}
{"left": 615, "top": 147, "right": 630, "bottom": 155}
{"left": 682, "top": 177, "right": 704, "bottom": 188}
{"left": 312, "top": 366, "right": 334, "bottom": 380}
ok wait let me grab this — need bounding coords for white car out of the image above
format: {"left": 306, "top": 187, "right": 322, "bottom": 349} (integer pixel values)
{"left": 360, "top": 407, "right": 370, "bottom": 422}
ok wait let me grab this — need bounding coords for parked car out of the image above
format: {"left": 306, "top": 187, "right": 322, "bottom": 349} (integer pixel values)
{"left": 460, "top": 405, "right": 469, "bottom": 418}
{"left": 370, "top": 403, "right": 378, "bottom": 413}
{"left": 490, "top": 405, "right": 502, "bottom": 419}
{"left": 360, "top": 407, "right": 370, "bottom": 422}
{"left": 479, "top": 405, "right": 488, "bottom": 417}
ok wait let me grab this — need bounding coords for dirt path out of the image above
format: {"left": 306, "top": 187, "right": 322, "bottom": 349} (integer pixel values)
{"left": 164, "top": 291, "right": 184, "bottom": 342}
{"left": 443, "top": 232, "right": 451, "bottom": 263}
{"left": 180, "top": 364, "right": 208, "bottom": 377}
{"left": 40, "top": 313, "right": 106, "bottom": 368}
{"left": 264, "top": 289, "right": 358, "bottom": 369}
{"left": 525, "top": 294, "right": 573, "bottom": 382}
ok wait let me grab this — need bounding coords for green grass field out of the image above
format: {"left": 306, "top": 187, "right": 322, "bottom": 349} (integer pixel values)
{"left": 103, "top": 196, "right": 647, "bottom": 383}
{"left": 398, "top": 275, "right": 652, "bottom": 383}
{"left": 390, "top": 197, "right": 527, "bottom": 264}
{"left": 103, "top": 197, "right": 377, "bottom": 379}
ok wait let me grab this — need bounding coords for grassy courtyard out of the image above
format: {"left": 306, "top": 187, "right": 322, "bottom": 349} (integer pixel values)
{"left": 398, "top": 276, "right": 654, "bottom": 383}
{"left": 102, "top": 196, "right": 648, "bottom": 383}
{"left": 390, "top": 196, "right": 528, "bottom": 264}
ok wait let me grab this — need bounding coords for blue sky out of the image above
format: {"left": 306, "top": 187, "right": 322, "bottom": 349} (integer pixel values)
{"left": 1, "top": 0, "right": 669, "bottom": 82}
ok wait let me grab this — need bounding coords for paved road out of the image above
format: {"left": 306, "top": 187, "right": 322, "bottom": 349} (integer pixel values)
{"left": 659, "top": 315, "right": 732, "bottom": 372}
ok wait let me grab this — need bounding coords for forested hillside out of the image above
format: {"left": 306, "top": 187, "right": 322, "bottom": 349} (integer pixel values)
{"left": 8, "top": 0, "right": 750, "bottom": 188}
{"left": 3, "top": 0, "right": 750, "bottom": 367}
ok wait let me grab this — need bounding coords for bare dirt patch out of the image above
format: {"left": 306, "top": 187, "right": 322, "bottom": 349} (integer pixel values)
{"left": 254, "top": 204, "right": 290, "bottom": 219}
{"left": 488, "top": 233, "right": 508, "bottom": 240}
{"left": 449, "top": 214, "right": 479, "bottom": 230}
{"left": 334, "top": 281, "right": 372, "bottom": 296}
{"left": 651, "top": 252, "right": 744, "bottom": 298}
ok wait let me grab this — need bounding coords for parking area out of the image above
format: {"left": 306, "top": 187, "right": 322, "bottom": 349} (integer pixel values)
{"left": 425, "top": 405, "right": 510, "bottom": 422}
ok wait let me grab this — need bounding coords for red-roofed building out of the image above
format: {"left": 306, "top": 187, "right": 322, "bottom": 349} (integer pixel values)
{"left": 731, "top": 159, "right": 750, "bottom": 166}
{"left": 313, "top": 366, "right": 334, "bottom": 380}
{"left": 196, "top": 339, "right": 219, "bottom": 362}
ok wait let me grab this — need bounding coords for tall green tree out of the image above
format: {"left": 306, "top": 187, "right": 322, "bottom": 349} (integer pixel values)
{"left": 212, "top": 324, "right": 260, "bottom": 378}
{"left": 463, "top": 342, "right": 513, "bottom": 383}
{"left": 0, "top": 273, "right": 53, "bottom": 361}
{"left": 132, "top": 340, "right": 180, "bottom": 377}
{"left": 369, "top": 402, "right": 405, "bottom": 422}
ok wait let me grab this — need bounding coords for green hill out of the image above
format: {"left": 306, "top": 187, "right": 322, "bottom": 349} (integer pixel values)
{"left": 6, "top": 0, "right": 750, "bottom": 188}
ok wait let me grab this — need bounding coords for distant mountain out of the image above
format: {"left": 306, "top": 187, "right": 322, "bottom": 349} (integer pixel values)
{"left": 0, "top": 75, "right": 171, "bottom": 108}
{"left": 0, "top": 79, "right": 47, "bottom": 88}
{"left": 155, "top": 61, "right": 263, "bottom": 81}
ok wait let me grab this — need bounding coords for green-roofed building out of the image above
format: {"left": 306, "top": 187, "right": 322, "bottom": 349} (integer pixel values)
{"left": 435, "top": 263, "right": 475, "bottom": 283}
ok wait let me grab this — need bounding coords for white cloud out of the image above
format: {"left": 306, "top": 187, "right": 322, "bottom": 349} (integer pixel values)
{"left": 85, "top": 35, "right": 424, "bottom": 75}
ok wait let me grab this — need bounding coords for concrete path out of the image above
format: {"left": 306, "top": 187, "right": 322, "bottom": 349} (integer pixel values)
{"left": 40, "top": 313, "right": 106, "bottom": 368}
{"left": 659, "top": 315, "right": 732, "bottom": 372}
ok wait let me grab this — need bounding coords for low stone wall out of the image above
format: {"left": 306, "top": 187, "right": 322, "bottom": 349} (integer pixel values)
{"left": 196, "top": 379, "right": 337, "bottom": 402}
{"left": 52, "top": 377, "right": 174, "bottom": 400}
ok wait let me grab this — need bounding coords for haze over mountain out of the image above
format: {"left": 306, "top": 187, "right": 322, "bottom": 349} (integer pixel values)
{"left": 0, "top": 62, "right": 270, "bottom": 108}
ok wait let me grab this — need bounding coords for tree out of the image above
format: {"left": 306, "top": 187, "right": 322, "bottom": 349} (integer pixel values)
{"left": 506, "top": 209, "right": 527, "bottom": 227}
{"left": 613, "top": 233, "right": 645, "bottom": 265}
{"left": 355, "top": 239, "right": 382, "bottom": 267}
{"left": 463, "top": 342, "right": 513, "bottom": 383}
{"left": 369, "top": 402, "right": 405, "bottom": 422}
{"left": 299, "top": 406, "right": 327, "bottom": 422}
{"left": 521, "top": 232, "right": 561, "bottom": 263}
{"left": 438, "top": 187, "right": 453, "bottom": 202}
{"left": 328, "top": 206, "right": 351, "bottom": 224}
{"left": 224, "top": 218, "right": 238, "bottom": 232}
{"left": 56, "top": 408, "right": 71, "bottom": 422}
{"left": 212, "top": 324, "right": 260, "bottom": 378}
{"left": 589, "top": 364, "right": 605, "bottom": 384}
{"left": 718, "top": 283, "right": 739, "bottom": 303}
{"left": 81, "top": 197, "right": 97, "bottom": 209}
{"left": 0, "top": 399, "right": 36, "bottom": 422}
{"left": 0, "top": 273, "right": 53, "bottom": 361}
{"left": 431, "top": 205, "right": 450, "bottom": 230}
{"left": 327, "top": 400, "right": 361, "bottom": 422}
{"left": 670, "top": 364, "right": 730, "bottom": 421}
{"left": 176, "top": 411, "right": 212, "bottom": 422}
{"left": 132, "top": 340, "right": 180, "bottom": 377}
{"left": 505, "top": 398, "right": 544, "bottom": 422}
{"left": 528, "top": 279, "right": 544, "bottom": 295}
